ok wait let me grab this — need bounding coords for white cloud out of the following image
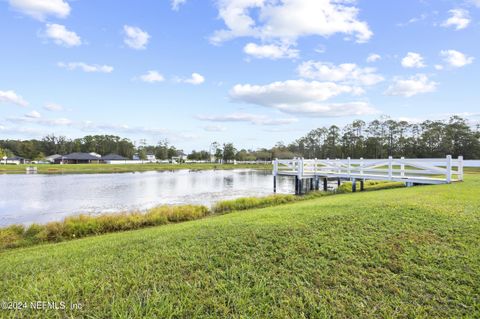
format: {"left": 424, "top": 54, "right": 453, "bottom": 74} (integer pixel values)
{"left": 81, "top": 121, "right": 199, "bottom": 142}
{"left": 385, "top": 74, "right": 437, "bottom": 97}
{"left": 0, "top": 90, "right": 28, "bottom": 107}
{"left": 178, "top": 73, "right": 205, "bottom": 85}
{"left": 401, "top": 52, "right": 426, "bottom": 68}
{"left": 203, "top": 125, "right": 227, "bottom": 132}
{"left": 58, "top": 62, "right": 114, "bottom": 73}
{"left": 9, "top": 0, "right": 70, "bottom": 21}
{"left": 470, "top": 0, "right": 480, "bottom": 7}
{"left": 25, "top": 110, "right": 41, "bottom": 118}
{"left": 7, "top": 116, "right": 72, "bottom": 126}
{"left": 297, "top": 61, "right": 384, "bottom": 86}
{"left": 44, "top": 103, "right": 64, "bottom": 111}
{"left": 210, "top": 0, "right": 373, "bottom": 44}
{"left": 229, "top": 79, "right": 376, "bottom": 117}
{"left": 43, "top": 23, "right": 82, "bottom": 47}
{"left": 397, "top": 13, "right": 428, "bottom": 27}
{"left": 197, "top": 113, "right": 298, "bottom": 126}
{"left": 366, "top": 53, "right": 381, "bottom": 63}
{"left": 231, "top": 80, "right": 360, "bottom": 105}
{"left": 171, "top": 0, "right": 186, "bottom": 10}
{"left": 123, "top": 25, "right": 150, "bottom": 50}
{"left": 139, "top": 70, "right": 165, "bottom": 83}
{"left": 440, "top": 50, "right": 474, "bottom": 68}
{"left": 442, "top": 9, "right": 470, "bottom": 30}
{"left": 434, "top": 64, "right": 444, "bottom": 70}
{"left": 243, "top": 43, "right": 299, "bottom": 59}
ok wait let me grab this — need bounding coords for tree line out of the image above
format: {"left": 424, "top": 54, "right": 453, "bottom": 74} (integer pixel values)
{"left": 0, "top": 135, "right": 179, "bottom": 160}
{"left": 287, "top": 116, "right": 480, "bottom": 160}
{"left": 1, "top": 116, "right": 479, "bottom": 161}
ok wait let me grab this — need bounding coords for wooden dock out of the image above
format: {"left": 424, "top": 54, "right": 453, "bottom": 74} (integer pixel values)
{"left": 273, "top": 156, "right": 479, "bottom": 195}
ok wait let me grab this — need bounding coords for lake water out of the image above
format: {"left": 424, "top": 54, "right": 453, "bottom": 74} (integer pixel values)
{"left": 0, "top": 169, "right": 295, "bottom": 226}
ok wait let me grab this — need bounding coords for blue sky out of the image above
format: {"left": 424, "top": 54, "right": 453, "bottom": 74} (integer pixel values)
{"left": 0, "top": 0, "right": 479, "bottom": 151}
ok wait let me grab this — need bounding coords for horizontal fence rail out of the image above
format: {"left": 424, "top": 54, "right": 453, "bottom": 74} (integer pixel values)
{"left": 273, "top": 156, "right": 470, "bottom": 185}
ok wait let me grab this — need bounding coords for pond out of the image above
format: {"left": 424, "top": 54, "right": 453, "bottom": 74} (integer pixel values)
{"left": 0, "top": 169, "right": 295, "bottom": 226}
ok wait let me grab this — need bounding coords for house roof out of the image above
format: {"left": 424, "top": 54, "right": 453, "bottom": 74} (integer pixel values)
{"left": 62, "top": 153, "right": 101, "bottom": 160}
{"left": 102, "top": 154, "right": 128, "bottom": 160}
{"left": 45, "top": 154, "right": 62, "bottom": 160}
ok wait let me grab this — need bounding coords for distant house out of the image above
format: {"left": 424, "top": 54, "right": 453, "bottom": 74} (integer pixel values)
{"left": 171, "top": 150, "right": 187, "bottom": 163}
{"left": 146, "top": 153, "right": 156, "bottom": 162}
{"left": 176, "top": 150, "right": 188, "bottom": 161}
{"left": 54, "top": 153, "right": 101, "bottom": 164}
{"left": 101, "top": 154, "right": 129, "bottom": 164}
{"left": 6, "top": 156, "right": 29, "bottom": 165}
{"left": 45, "top": 154, "right": 62, "bottom": 163}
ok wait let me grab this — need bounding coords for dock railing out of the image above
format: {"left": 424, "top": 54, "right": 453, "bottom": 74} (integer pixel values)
{"left": 273, "top": 155, "right": 478, "bottom": 185}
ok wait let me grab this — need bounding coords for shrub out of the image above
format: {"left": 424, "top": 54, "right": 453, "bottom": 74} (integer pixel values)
{"left": 212, "top": 194, "right": 299, "bottom": 214}
{"left": 337, "top": 180, "right": 405, "bottom": 193}
{"left": 0, "top": 226, "right": 25, "bottom": 250}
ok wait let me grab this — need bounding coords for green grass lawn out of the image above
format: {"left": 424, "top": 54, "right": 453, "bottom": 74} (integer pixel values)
{"left": 1, "top": 176, "right": 479, "bottom": 318}
{"left": 0, "top": 162, "right": 272, "bottom": 174}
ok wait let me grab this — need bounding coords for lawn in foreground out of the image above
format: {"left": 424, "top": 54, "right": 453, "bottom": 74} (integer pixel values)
{"left": 1, "top": 177, "right": 479, "bottom": 318}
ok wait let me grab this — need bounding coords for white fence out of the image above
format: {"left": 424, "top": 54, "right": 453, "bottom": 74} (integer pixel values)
{"left": 273, "top": 156, "right": 472, "bottom": 185}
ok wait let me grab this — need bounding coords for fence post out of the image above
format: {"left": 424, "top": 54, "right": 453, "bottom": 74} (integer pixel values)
{"left": 458, "top": 155, "right": 464, "bottom": 181}
{"left": 347, "top": 157, "right": 351, "bottom": 176}
{"left": 400, "top": 157, "right": 405, "bottom": 177}
{"left": 446, "top": 155, "right": 452, "bottom": 183}
{"left": 388, "top": 156, "right": 393, "bottom": 180}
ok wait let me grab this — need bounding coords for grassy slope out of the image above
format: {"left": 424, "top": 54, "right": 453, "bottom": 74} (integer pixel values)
{"left": 0, "top": 163, "right": 271, "bottom": 174}
{"left": 1, "top": 177, "right": 479, "bottom": 318}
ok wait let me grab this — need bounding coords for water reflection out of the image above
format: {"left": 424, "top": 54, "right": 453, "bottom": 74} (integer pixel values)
{"left": 0, "top": 169, "right": 294, "bottom": 226}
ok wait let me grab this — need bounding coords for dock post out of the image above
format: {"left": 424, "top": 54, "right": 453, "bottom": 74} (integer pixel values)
{"left": 273, "top": 158, "right": 278, "bottom": 193}
{"left": 315, "top": 176, "right": 320, "bottom": 190}
{"left": 337, "top": 178, "right": 341, "bottom": 187}
{"left": 352, "top": 178, "right": 357, "bottom": 192}
{"left": 323, "top": 178, "right": 328, "bottom": 191}
{"left": 295, "top": 176, "right": 299, "bottom": 195}
{"left": 360, "top": 179, "right": 365, "bottom": 191}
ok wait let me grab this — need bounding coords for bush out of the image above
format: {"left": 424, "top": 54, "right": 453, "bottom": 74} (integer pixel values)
{"left": 337, "top": 180, "right": 405, "bottom": 193}
{"left": 212, "top": 194, "right": 299, "bottom": 214}
{"left": 0, "top": 226, "right": 25, "bottom": 250}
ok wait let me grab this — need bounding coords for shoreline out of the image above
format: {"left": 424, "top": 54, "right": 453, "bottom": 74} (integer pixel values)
{"left": 0, "top": 163, "right": 273, "bottom": 175}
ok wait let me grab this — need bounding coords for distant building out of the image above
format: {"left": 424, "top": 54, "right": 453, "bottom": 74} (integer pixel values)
{"left": 176, "top": 150, "right": 188, "bottom": 161}
{"left": 45, "top": 154, "right": 62, "bottom": 163}
{"left": 146, "top": 153, "right": 156, "bottom": 162}
{"left": 171, "top": 150, "right": 187, "bottom": 163}
{"left": 5, "top": 156, "right": 28, "bottom": 165}
{"left": 54, "top": 153, "right": 101, "bottom": 164}
{"left": 101, "top": 154, "right": 129, "bottom": 164}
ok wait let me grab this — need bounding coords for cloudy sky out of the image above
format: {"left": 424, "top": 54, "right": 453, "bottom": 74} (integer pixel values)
{"left": 0, "top": 0, "right": 479, "bottom": 151}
